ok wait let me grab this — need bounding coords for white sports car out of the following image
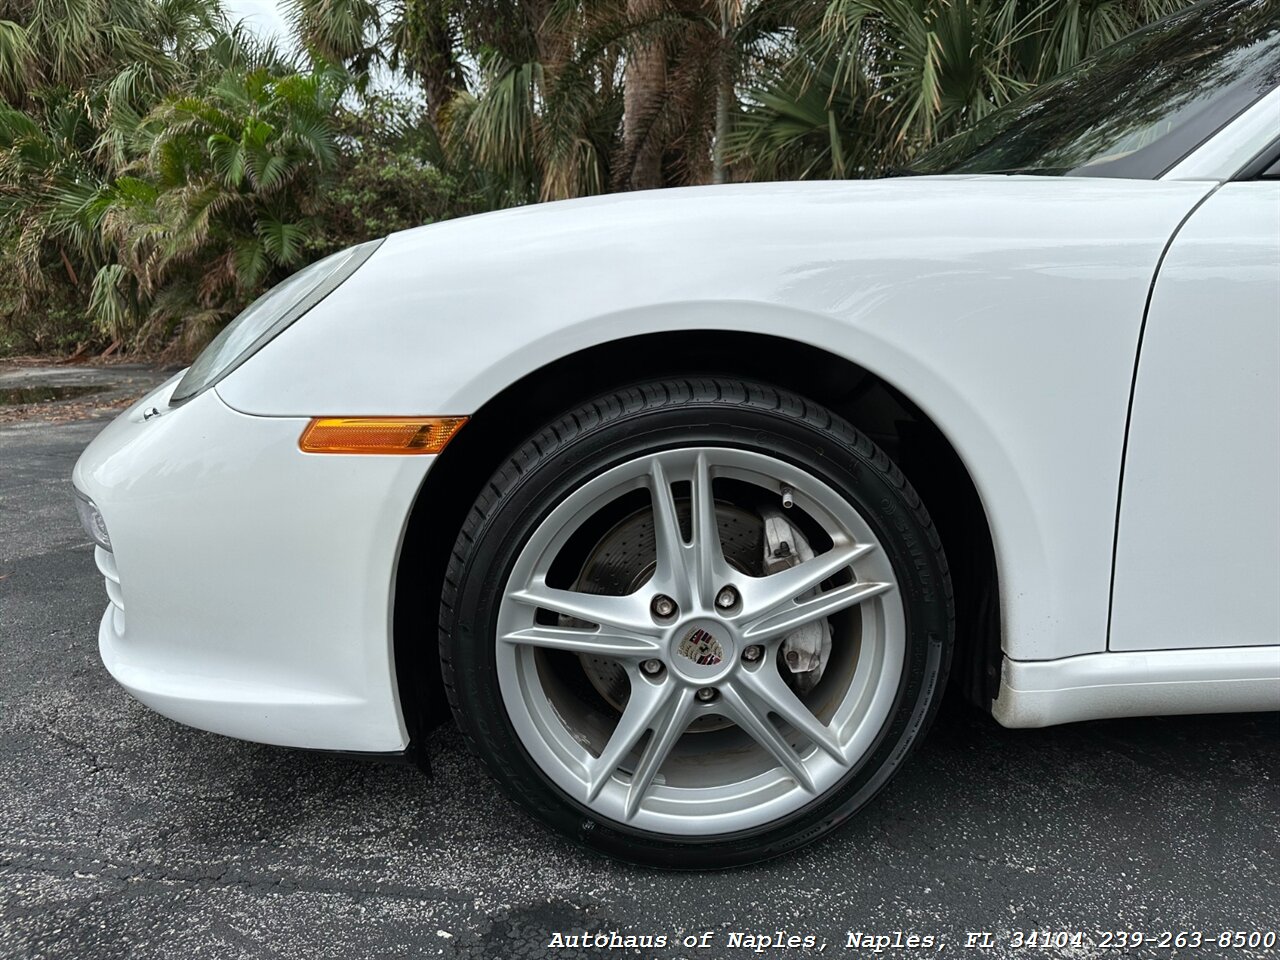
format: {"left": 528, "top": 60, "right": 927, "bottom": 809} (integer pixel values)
{"left": 74, "top": 0, "right": 1279, "bottom": 866}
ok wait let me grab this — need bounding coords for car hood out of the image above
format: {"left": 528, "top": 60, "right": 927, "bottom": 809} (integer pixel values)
{"left": 385, "top": 175, "right": 1017, "bottom": 246}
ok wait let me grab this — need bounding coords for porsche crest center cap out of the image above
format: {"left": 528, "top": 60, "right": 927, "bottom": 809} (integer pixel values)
{"left": 677, "top": 626, "right": 725, "bottom": 667}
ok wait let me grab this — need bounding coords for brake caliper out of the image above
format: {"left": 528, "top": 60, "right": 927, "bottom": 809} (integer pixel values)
{"left": 760, "top": 506, "right": 831, "bottom": 695}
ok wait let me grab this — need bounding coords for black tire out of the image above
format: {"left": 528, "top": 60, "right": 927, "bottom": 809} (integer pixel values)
{"left": 438, "top": 378, "right": 953, "bottom": 868}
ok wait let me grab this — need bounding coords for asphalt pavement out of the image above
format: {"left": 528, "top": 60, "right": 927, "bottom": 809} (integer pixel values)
{"left": 1, "top": 366, "right": 1277, "bottom": 960}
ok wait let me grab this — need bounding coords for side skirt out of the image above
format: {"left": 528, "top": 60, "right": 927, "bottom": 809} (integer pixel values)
{"left": 993, "top": 646, "right": 1280, "bottom": 729}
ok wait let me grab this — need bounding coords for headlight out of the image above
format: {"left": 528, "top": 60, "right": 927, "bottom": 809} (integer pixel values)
{"left": 170, "top": 239, "right": 383, "bottom": 405}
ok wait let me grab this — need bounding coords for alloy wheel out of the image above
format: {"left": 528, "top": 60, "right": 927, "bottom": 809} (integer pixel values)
{"left": 495, "top": 446, "right": 906, "bottom": 836}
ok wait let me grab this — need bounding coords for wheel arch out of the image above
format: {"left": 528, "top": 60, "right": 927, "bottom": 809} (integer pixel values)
{"left": 392, "top": 330, "right": 1001, "bottom": 752}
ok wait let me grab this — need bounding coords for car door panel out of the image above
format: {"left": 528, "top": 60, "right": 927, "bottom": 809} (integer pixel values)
{"left": 1110, "top": 181, "right": 1280, "bottom": 651}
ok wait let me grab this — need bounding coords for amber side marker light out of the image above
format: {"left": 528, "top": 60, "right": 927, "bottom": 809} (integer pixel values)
{"left": 299, "top": 416, "right": 468, "bottom": 454}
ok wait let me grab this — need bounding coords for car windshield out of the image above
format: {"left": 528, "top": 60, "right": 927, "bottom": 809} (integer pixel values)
{"left": 912, "top": 0, "right": 1280, "bottom": 178}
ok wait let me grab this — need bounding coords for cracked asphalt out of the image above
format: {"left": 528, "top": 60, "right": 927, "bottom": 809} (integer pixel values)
{"left": 1, "top": 370, "right": 1277, "bottom": 960}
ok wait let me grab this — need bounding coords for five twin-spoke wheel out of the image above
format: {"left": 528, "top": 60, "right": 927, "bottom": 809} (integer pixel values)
{"left": 440, "top": 379, "right": 953, "bottom": 867}
{"left": 496, "top": 446, "right": 901, "bottom": 833}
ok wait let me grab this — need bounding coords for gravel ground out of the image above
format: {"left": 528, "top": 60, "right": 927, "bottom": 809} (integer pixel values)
{"left": 1, "top": 367, "right": 1277, "bottom": 960}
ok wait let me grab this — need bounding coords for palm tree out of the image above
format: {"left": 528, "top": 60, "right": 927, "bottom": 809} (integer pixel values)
{"left": 281, "top": 0, "right": 384, "bottom": 90}
{"left": 0, "top": 0, "right": 232, "bottom": 343}
{"left": 0, "top": 0, "right": 1202, "bottom": 358}
{"left": 0, "top": 93, "right": 105, "bottom": 297}
{"left": 446, "top": 0, "right": 637, "bottom": 201}
{"left": 0, "top": 0, "right": 349, "bottom": 350}
{"left": 451, "top": 0, "right": 754, "bottom": 198}
{"left": 91, "top": 57, "right": 347, "bottom": 348}
{"left": 0, "top": 0, "right": 223, "bottom": 105}
{"left": 729, "top": 0, "right": 1191, "bottom": 179}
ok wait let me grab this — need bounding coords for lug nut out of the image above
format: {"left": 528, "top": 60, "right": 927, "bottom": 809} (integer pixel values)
{"left": 651, "top": 594, "right": 677, "bottom": 619}
{"left": 696, "top": 687, "right": 718, "bottom": 702}
{"left": 742, "top": 645, "right": 763, "bottom": 663}
{"left": 641, "top": 659, "right": 664, "bottom": 676}
{"left": 715, "top": 586, "right": 738, "bottom": 609}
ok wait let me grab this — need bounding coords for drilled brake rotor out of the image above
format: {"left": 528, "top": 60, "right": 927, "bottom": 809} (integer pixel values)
{"left": 570, "top": 503, "right": 763, "bottom": 731}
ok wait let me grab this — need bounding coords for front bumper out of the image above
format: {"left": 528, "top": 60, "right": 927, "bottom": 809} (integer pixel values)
{"left": 73, "top": 379, "right": 431, "bottom": 752}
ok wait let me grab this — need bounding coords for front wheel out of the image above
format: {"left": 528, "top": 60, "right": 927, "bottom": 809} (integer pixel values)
{"left": 439, "top": 378, "right": 953, "bottom": 867}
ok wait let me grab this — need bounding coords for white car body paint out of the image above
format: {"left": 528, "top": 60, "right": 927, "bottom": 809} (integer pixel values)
{"left": 72, "top": 158, "right": 1280, "bottom": 751}
{"left": 219, "top": 176, "right": 1213, "bottom": 676}
{"left": 1110, "top": 181, "right": 1280, "bottom": 653}
{"left": 994, "top": 646, "right": 1280, "bottom": 728}
{"left": 74, "top": 376, "right": 416, "bottom": 750}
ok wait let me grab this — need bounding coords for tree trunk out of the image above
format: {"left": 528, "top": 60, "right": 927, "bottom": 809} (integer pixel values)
{"left": 623, "top": 0, "right": 666, "bottom": 190}
{"left": 712, "top": 69, "right": 731, "bottom": 184}
{"left": 712, "top": 1, "right": 740, "bottom": 185}
{"left": 402, "top": 0, "right": 466, "bottom": 131}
